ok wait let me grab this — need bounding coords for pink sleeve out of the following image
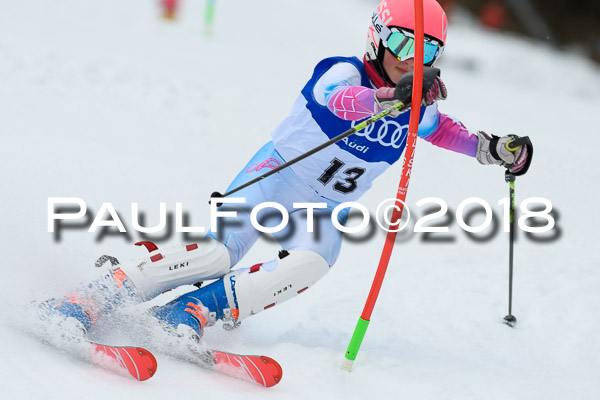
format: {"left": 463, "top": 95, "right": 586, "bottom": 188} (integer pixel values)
{"left": 421, "top": 113, "right": 478, "bottom": 157}
{"left": 325, "top": 85, "right": 381, "bottom": 121}
{"left": 324, "top": 85, "right": 479, "bottom": 158}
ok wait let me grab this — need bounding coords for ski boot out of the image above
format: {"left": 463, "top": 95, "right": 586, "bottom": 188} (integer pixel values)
{"left": 37, "top": 292, "right": 98, "bottom": 339}
{"left": 37, "top": 265, "right": 137, "bottom": 335}
{"left": 154, "top": 294, "right": 214, "bottom": 343}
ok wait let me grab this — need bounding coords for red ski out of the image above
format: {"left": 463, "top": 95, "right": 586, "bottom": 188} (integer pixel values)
{"left": 90, "top": 342, "right": 157, "bottom": 381}
{"left": 137, "top": 326, "right": 283, "bottom": 387}
{"left": 210, "top": 350, "right": 282, "bottom": 387}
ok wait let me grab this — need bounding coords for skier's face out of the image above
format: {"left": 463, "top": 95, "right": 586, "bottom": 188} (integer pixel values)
{"left": 382, "top": 50, "right": 414, "bottom": 84}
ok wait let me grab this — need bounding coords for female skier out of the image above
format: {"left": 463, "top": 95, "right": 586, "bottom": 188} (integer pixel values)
{"left": 43, "top": 0, "right": 532, "bottom": 340}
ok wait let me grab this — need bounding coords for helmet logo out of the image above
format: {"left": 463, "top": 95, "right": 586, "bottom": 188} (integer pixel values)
{"left": 371, "top": 12, "right": 383, "bottom": 34}
{"left": 377, "top": 1, "right": 393, "bottom": 25}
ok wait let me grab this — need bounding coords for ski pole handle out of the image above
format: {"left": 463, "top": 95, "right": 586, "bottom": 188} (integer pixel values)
{"left": 505, "top": 136, "right": 531, "bottom": 152}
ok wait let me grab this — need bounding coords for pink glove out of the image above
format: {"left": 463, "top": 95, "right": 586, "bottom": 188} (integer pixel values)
{"left": 376, "top": 74, "right": 447, "bottom": 117}
{"left": 422, "top": 76, "right": 447, "bottom": 106}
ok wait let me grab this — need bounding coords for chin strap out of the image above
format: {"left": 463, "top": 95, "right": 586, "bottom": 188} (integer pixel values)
{"left": 363, "top": 53, "right": 395, "bottom": 88}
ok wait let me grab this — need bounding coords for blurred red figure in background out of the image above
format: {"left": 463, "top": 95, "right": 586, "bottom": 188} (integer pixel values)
{"left": 479, "top": 1, "right": 509, "bottom": 30}
{"left": 161, "top": 0, "right": 179, "bottom": 20}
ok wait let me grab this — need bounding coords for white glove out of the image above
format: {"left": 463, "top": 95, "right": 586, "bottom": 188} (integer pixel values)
{"left": 374, "top": 87, "right": 407, "bottom": 117}
{"left": 476, "top": 131, "right": 533, "bottom": 176}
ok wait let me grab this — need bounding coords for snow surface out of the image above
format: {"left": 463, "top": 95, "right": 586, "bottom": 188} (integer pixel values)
{"left": 1, "top": 0, "right": 600, "bottom": 399}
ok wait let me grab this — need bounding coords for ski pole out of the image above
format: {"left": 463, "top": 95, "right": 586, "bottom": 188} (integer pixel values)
{"left": 501, "top": 136, "right": 531, "bottom": 327}
{"left": 503, "top": 170, "right": 517, "bottom": 327}
{"left": 210, "top": 100, "right": 408, "bottom": 201}
{"left": 342, "top": 0, "right": 426, "bottom": 372}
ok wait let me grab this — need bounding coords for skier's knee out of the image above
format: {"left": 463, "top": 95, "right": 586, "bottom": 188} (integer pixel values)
{"left": 225, "top": 250, "right": 330, "bottom": 320}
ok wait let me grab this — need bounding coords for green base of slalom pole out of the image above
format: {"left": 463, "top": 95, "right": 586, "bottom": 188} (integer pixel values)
{"left": 204, "top": 0, "right": 216, "bottom": 37}
{"left": 341, "top": 317, "right": 370, "bottom": 372}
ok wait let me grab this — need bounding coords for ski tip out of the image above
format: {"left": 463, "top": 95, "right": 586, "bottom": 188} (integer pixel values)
{"left": 91, "top": 344, "right": 158, "bottom": 381}
{"left": 258, "top": 356, "right": 283, "bottom": 387}
{"left": 133, "top": 347, "right": 158, "bottom": 381}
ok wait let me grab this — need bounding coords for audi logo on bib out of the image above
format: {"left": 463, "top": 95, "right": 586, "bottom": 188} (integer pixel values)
{"left": 352, "top": 118, "right": 408, "bottom": 149}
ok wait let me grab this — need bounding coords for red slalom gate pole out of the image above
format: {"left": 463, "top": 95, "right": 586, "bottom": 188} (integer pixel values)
{"left": 342, "top": 0, "right": 425, "bottom": 372}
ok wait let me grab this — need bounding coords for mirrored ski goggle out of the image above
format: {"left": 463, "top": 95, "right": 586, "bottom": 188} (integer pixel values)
{"left": 372, "top": 11, "right": 443, "bottom": 65}
{"left": 386, "top": 28, "right": 442, "bottom": 65}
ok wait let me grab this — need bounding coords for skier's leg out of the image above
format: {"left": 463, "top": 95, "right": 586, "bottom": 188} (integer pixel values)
{"left": 40, "top": 238, "right": 231, "bottom": 332}
{"left": 273, "top": 200, "right": 348, "bottom": 267}
{"left": 206, "top": 140, "right": 315, "bottom": 266}
{"left": 153, "top": 249, "right": 330, "bottom": 335}
{"left": 153, "top": 142, "right": 338, "bottom": 336}
{"left": 154, "top": 199, "right": 347, "bottom": 335}
{"left": 127, "top": 139, "right": 294, "bottom": 297}
{"left": 41, "top": 142, "right": 287, "bottom": 331}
